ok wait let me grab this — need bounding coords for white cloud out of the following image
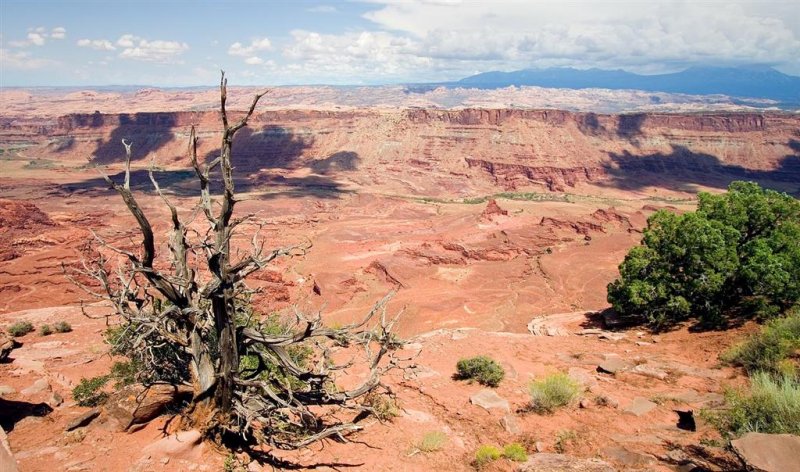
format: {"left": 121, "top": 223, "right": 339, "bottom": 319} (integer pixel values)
{"left": 244, "top": 56, "right": 264, "bottom": 65}
{"left": 0, "top": 48, "right": 57, "bottom": 69}
{"left": 228, "top": 38, "right": 272, "bottom": 57}
{"left": 7, "top": 26, "right": 67, "bottom": 47}
{"left": 354, "top": 1, "right": 800, "bottom": 75}
{"left": 50, "top": 27, "right": 66, "bottom": 40}
{"left": 116, "top": 34, "right": 139, "bottom": 48}
{"left": 111, "top": 35, "right": 189, "bottom": 62}
{"left": 77, "top": 39, "right": 116, "bottom": 51}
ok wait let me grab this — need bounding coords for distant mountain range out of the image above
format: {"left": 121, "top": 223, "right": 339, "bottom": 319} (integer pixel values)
{"left": 452, "top": 66, "right": 800, "bottom": 103}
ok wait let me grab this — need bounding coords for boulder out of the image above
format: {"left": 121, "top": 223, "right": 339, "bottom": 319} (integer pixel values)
{"left": 601, "top": 446, "right": 656, "bottom": 468}
{"left": 517, "top": 453, "right": 616, "bottom": 471}
{"left": 632, "top": 364, "right": 668, "bottom": 380}
{"left": 0, "top": 334, "right": 17, "bottom": 362}
{"left": 470, "top": 389, "right": 510, "bottom": 412}
{"left": 104, "top": 383, "right": 188, "bottom": 431}
{"left": 0, "top": 426, "right": 18, "bottom": 472}
{"left": 500, "top": 414, "right": 520, "bottom": 434}
{"left": 65, "top": 408, "right": 100, "bottom": 431}
{"left": 20, "top": 378, "right": 50, "bottom": 396}
{"left": 731, "top": 432, "right": 800, "bottom": 472}
{"left": 597, "top": 354, "right": 631, "bottom": 374}
{"left": 623, "top": 397, "right": 657, "bottom": 416}
{"left": 568, "top": 367, "right": 598, "bottom": 388}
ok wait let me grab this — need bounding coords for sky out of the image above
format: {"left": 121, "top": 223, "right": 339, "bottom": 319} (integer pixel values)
{"left": 1, "top": 0, "right": 799, "bottom": 87}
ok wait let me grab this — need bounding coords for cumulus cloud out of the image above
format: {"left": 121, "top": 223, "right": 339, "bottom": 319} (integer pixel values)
{"left": 228, "top": 37, "right": 272, "bottom": 66}
{"left": 118, "top": 38, "right": 189, "bottom": 62}
{"left": 228, "top": 38, "right": 272, "bottom": 57}
{"left": 75, "top": 34, "right": 188, "bottom": 62}
{"left": 355, "top": 0, "right": 800, "bottom": 74}
{"left": 77, "top": 39, "right": 116, "bottom": 51}
{"left": 7, "top": 26, "right": 67, "bottom": 47}
{"left": 50, "top": 27, "right": 66, "bottom": 40}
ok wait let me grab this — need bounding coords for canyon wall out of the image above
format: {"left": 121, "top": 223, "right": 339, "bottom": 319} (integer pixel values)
{"left": 1, "top": 109, "right": 798, "bottom": 196}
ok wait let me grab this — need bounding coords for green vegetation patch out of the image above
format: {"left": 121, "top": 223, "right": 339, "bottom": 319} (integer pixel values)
{"left": 529, "top": 372, "right": 581, "bottom": 414}
{"left": 455, "top": 355, "right": 505, "bottom": 387}
{"left": 7, "top": 321, "right": 34, "bottom": 337}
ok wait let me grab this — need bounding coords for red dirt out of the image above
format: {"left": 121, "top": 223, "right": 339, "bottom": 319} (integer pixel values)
{"left": 1, "top": 97, "right": 793, "bottom": 471}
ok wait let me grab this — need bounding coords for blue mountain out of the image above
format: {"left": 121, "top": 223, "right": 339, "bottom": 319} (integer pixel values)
{"left": 455, "top": 65, "right": 800, "bottom": 103}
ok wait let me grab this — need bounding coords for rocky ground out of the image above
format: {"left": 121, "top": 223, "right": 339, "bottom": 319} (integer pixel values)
{"left": 1, "top": 99, "right": 798, "bottom": 471}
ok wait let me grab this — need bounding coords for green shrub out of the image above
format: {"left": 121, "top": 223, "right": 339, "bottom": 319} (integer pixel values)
{"left": 608, "top": 182, "right": 800, "bottom": 328}
{"left": 53, "top": 321, "right": 73, "bottom": 333}
{"left": 529, "top": 372, "right": 580, "bottom": 414}
{"left": 7, "top": 321, "right": 34, "bottom": 337}
{"left": 502, "top": 443, "right": 527, "bottom": 462}
{"left": 455, "top": 355, "right": 505, "bottom": 387}
{"left": 722, "top": 310, "right": 800, "bottom": 377}
{"left": 39, "top": 324, "right": 53, "bottom": 336}
{"left": 474, "top": 445, "right": 502, "bottom": 467}
{"left": 72, "top": 375, "right": 110, "bottom": 407}
{"left": 704, "top": 371, "right": 800, "bottom": 438}
{"left": 109, "top": 360, "right": 139, "bottom": 388}
{"left": 415, "top": 431, "right": 447, "bottom": 453}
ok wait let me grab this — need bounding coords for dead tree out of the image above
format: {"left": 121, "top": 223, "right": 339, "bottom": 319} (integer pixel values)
{"left": 69, "top": 72, "right": 402, "bottom": 449}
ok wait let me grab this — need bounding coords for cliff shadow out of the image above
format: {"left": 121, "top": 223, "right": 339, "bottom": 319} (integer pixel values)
{"left": 0, "top": 398, "right": 53, "bottom": 432}
{"left": 617, "top": 113, "right": 646, "bottom": 140}
{"left": 60, "top": 126, "right": 359, "bottom": 200}
{"left": 90, "top": 113, "right": 178, "bottom": 164}
{"left": 602, "top": 143, "right": 800, "bottom": 193}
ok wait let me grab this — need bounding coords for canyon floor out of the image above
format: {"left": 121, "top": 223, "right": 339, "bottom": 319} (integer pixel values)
{"left": 1, "top": 97, "right": 799, "bottom": 471}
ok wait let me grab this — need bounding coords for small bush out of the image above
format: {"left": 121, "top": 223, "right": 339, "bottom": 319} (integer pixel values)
{"left": 7, "top": 321, "right": 34, "bottom": 337}
{"left": 109, "top": 360, "right": 139, "bottom": 388}
{"left": 39, "top": 324, "right": 53, "bottom": 336}
{"left": 455, "top": 356, "right": 505, "bottom": 387}
{"left": 704, "top": 371, "right": 800, "bottom": 438}
{"left": 502, "top": 443, "right": 527, "bottom": 462}
{"left": 53, "top": 321, "right": 73, "bottom": 333}
{"left": 362, "top": 391, "right": 399, "bottom": 421}
{"left": 415, "top": 431, "right": 447, "bottom": 453}
{"left": 72, "top": 375, "right": 110, "bottom": 407}
{"left": 553, "top": 429, "right": 578, "bottom": 453}
{"left": 722, "top": 310, "right": 800, "bottom": 377}
{"left": 529, "top": 372, "right": 581, "bottom": 414}
{"left": 474, "top": 445, "right": 502, "bottom": 468}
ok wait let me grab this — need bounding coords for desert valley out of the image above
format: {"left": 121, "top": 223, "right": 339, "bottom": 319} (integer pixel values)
{"left": 1, "top": 81, "right": 799, "bottom": 471}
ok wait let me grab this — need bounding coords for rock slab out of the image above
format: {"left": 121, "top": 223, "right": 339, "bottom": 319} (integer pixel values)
{"left": 0, "top": 426, "right": 18, "bottom": 472}
{"left": 518, "top": 453, "right": 616, "bottom": 472}
{"left": 470, "top": 389, "right": 510, "bottom": 412}
{"left": 624, "top": 397, "right": 657, "bottom": 416}
{"left": 731, "top": 432, "right": 800, "bottom": 472}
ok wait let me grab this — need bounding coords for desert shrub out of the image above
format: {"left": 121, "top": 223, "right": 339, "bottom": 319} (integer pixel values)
{"left": 109, "top": 360, "right": 140, "bottom": 388}
{"left": 72, "top": 375, "right": 110, "bottom": 407}
{"left": 722, "top": 309, "right": 800, "bottom": 377}
{"left": 704, "top": 371, "right": 800, "bottom": 438}
{"left": 415, "top": 431, "right": 447, "bottom": 453}
{"left": 7, "top": 321, "right": 34, "bottom": 337}
{"left": 362, "top": 390, "right": 399, "bottom": 421}
{"left": 53, "top": 321, "right": 72, "bottom": 333}
{"left": 502, "top": 443, "right": 527, "bottom": 462}
{"left": 553, "top": 429, "right": 578, "bottom": 453}
{"left": 608, "top": 181, "right": 800, "bottom": 328}
{"left": 455, "top": 355, "right": 505, "bottom": 387}
{"left": 39, "top": 324, "right": 53, "bottom": 336}
{"left": 474, "top": 445, "right": 502, "bottom": 468}
{"left": 529, "top": 372, "right": 580, "bottom": 414}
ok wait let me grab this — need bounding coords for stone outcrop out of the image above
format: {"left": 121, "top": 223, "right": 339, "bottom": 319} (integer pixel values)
{"left": 104, "top": 384, "right": 190, "bottom": 431}
{"left": 731, "top": 432, "right": 800, "bottom": 472}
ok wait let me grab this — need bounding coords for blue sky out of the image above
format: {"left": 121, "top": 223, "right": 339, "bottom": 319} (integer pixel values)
{"left": 2, "top": 0, "right": 799, "bottom": 87}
